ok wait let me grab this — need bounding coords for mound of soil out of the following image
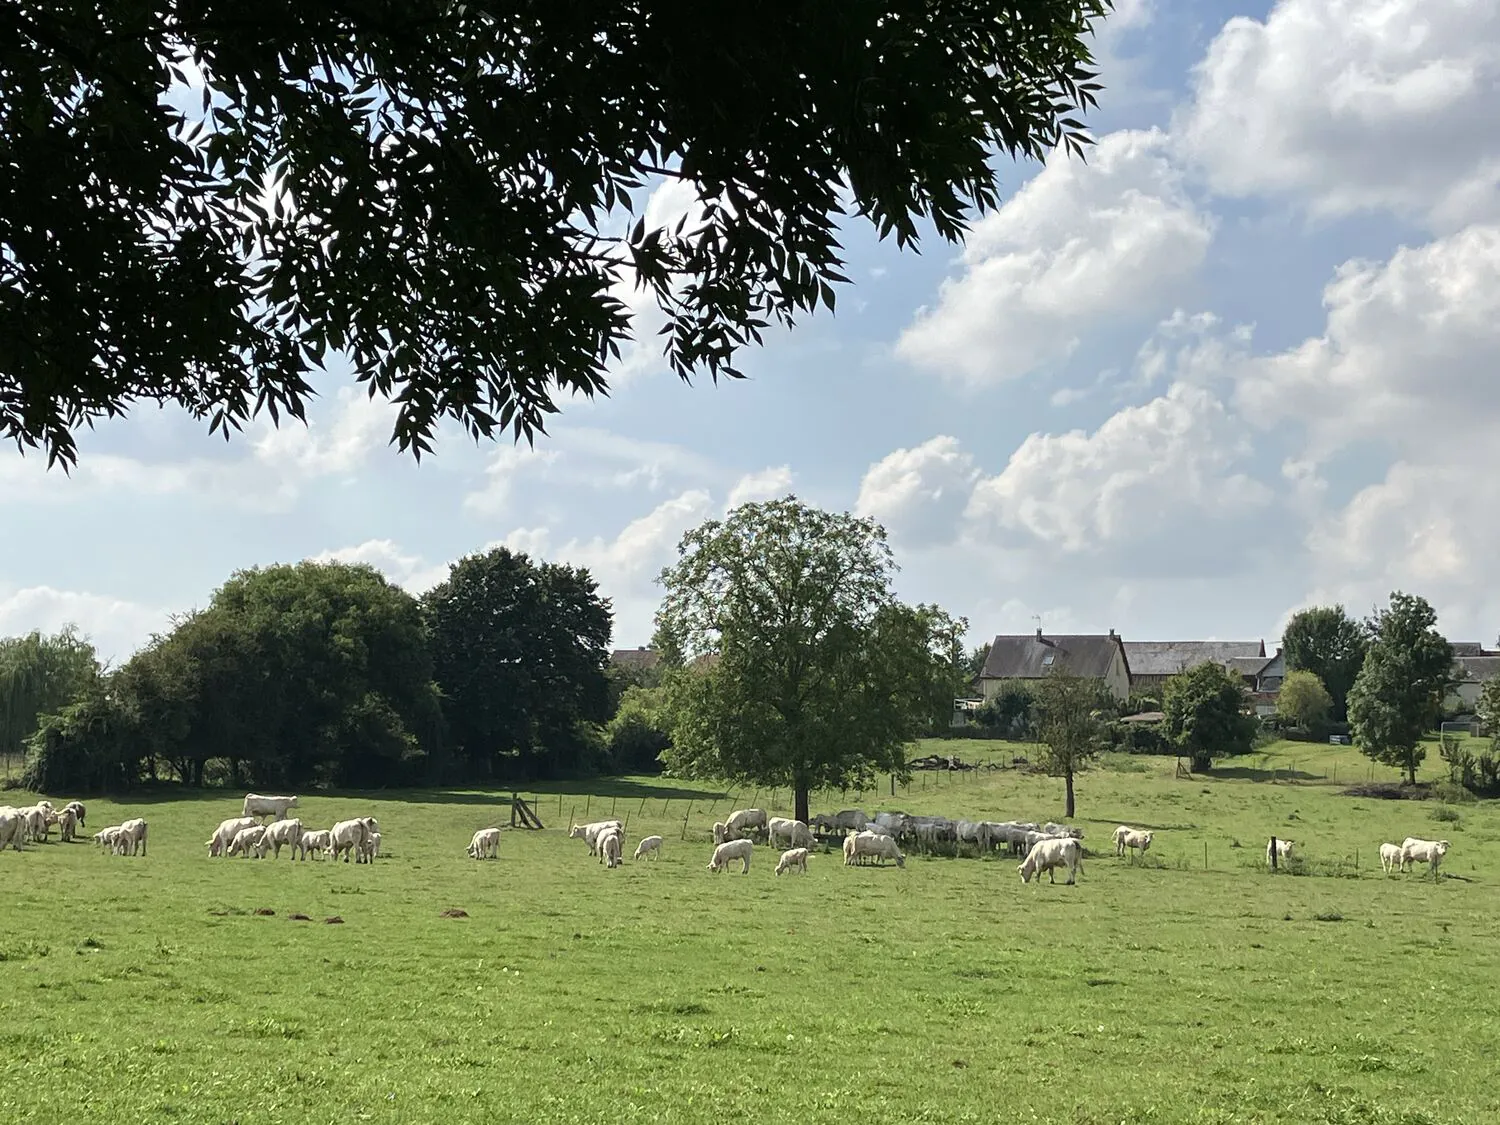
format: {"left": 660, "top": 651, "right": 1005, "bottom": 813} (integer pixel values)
{"left": 253, "top": 908, "right": 275, "bottom": 916}
{"left": 440, "top": 908, "right": 469, "bottom": 919}
{"left": 324, "top": 916, "right": 345, "bottom": 925}
{"left": 288, "top": 913, "right": 311, "bottom": 922}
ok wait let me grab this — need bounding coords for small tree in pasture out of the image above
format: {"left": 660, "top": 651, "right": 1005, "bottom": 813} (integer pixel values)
{"left": 1277, "top": 670, "right": 1333, "bottom": 729}
{"left": 1031, "top": 670, "right": 1111, "bottom": 818}
{"left": 1347, "top": 591, "right": 1453, "bottom": 786}
{"left": 1162, "top": 662, "right": 1256, "bottom": 772}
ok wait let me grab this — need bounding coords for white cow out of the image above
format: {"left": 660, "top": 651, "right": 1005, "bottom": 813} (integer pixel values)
{"left": 58, "top": 806, "right": 78, "bottom": 842}
{"left": 468, "top": 828, "right": 502, "bottom": 859}
{"left": 94, "top": 825, "right": 127, "bottom": 854}
{"left": 595, "top": 827, "right": 622, "bottom": 865}
{"left": 227, "top": 825, "right": 267, "bottom": 857}
{"left": 725, "top": 808, "right": 768, "bottom": 841}
{"left": 633, "top": 835, "right": 663, "bottom": 861}
{"left": 1118, "top": 829, "right": 1153, "bottom": 859}
{"left": 712, "top": 821, "right": 736, "bottom": 845}
{"left": 298, "top": 829, "right": 332, "bottom": 860}
{"left": 569, "top": 820, "right": 624, "bottom": 855}
{"left": 1401, "top": 838, "right": 1450, "bottom": 877}
{"left": 1019, "top": 837, "right": 1082, "bottom": 885}
{"left": 260, "top": 817, "right": 304, "bottom": 859}
{"left": 63, "top": 801, "right": 86, "bottom": 828}
{"left": 117, "top": 818, "right": 148, "bottom": 856}
{"left": 707, "top": 838, "right": 754, "bottom": 874}
{"left": 1113, "top": 825, "right": 1136, "bottom": 856}
{"left": 956, "top": 820, "right": 992, "bottom": 852}
{"left": 848, "top": 831, "right": 905, "bottom": 868}
{"left": 22, "top": 806, "right": 48, "bottom": 843}
{"left": 242, "top": 793, "right": 299, "bottom": 821}
{"left": 767, "top": 817, "right": 815, "bottom": 850}
{"left": 774, "top": 847, "right": 809, "bottom": 876}
{"left": 0, "top": 808, "right": 22, "bottom": 852}
{"left": 329, "top": 819, "right": 370, "bottom": 863}
{"left": 1266, "top": 838, "right": 1295, "bottom": 868}
{"left": 207, "top": 816, "right": 263, "bottom": 857}
{"left": 1379, "top": 842, "right": 1404, "bottom": 875}
{"left": 601, "top": 829, "right": 623, "bottom": 869}
{"left": 359, "top": 831, "right": 382, "bottom": 862}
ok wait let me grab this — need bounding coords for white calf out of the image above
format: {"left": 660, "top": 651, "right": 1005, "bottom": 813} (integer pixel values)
{"left": 468, "top": 828, "right": 502, "bottom": 859}
{"left": 260, "top": 817, "right": 304, "bottom": 859}
{"left": 359, "top": 831, "right": 382, "bottom": 863}
{"left": 1019, "top": 837, "right": 1082, "bottom": 885}
{"left": 1379, "top": 842, "right": 1403, "bottom": 875}
{"left": 227, "top": 825, "right": 267, "bottom": 857}
{"left": 298, "top": 829, "right": 332, "bottom": 860}
{"left": 117, "top": 818, "right": 148, "bottom": 856}
{"left": 632, "top": 835, "right": 663, "bottom": 861}
{"left": 774, "top": 847, "right": 809, "bottom": 876}
{"left": 58, "top": 807, "right": 78, "bottom": 842}
{"left": 601, "top": 829, "right": 623, "bottom": 869}
{"left": 208, "top": 816, "right": 263, "bottom": 858}
{"left": 707, "top": 838, "right": 754, "bottom": 874}
{"left": 1266, "top": 838, "right": 1295, "bottom": 867}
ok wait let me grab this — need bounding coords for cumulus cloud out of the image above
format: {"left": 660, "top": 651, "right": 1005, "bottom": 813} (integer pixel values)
{"left": 966, "top": 383, "right": 1272, "bottom": 554}
{"left": 1176, "top": 0, "right": 1500, "bottom": 229}
{"left": 0, "top": 586, "right": 173, "bottom": 668}
{"left": 896, "top": 128, "right": 1214, "bottom": 385}
{"left": 726, "top": 466, "right": 795, "bottom": 509}
{"left": 308, "top": 539, "right": 450, "bottom": 594}
{"left": 854, "top": 437, "right": 980, "bottom": 544}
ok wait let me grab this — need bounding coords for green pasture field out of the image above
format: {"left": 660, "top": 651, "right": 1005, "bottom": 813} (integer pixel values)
{"left": 3, "top": 739, "right": 1498, "bottom": 1124}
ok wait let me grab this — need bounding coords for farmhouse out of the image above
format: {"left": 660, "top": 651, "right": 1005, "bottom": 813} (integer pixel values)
{"left": 1123, "top": 640, "right": 1267, "bottom": 694}
{"left": 976, "top": 629, "right": 1131, "bottom": 702}
{"left": 1447, "top": 647, "right": 1500, "bottom": 712}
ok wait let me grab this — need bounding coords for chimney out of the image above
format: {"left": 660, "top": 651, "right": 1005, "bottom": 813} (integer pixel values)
{"left": 1109, "top": 628, "right": 1116, "bottom": 638}
{"left": 1035, "top": 627, "right": 1043, "bottom": 639}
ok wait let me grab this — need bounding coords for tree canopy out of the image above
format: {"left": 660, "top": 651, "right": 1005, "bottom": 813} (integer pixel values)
{"left": 4, "top": 1, "right": 1113, "bottom": 467}
{"left": 0, "top": 625, "right": 100, "bottom": 763}
{"left": 1347, "top": 591, "right": 1453, "bottom": 786}
{"left": 1161, "top": 661, "right": 1256, "bottom": 772}
{"left": 1281, "top": 605, "right": 1368, "bottom": 722}
{"left": 1276, "top": 669, "right": 1333, "bottom": 730}
{"left": 421, "top": 547, "right": 612, "bottom": 780}
{"left": 655, "top": 497, "right": 961, "bottom": 823}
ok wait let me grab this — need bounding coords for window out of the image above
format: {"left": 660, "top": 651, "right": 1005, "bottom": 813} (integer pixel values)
{"left": 1042, "top": 654, "right": 1055, "bottom": 666}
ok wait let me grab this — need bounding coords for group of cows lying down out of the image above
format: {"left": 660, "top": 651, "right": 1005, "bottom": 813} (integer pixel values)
{"left": 205, "top": 794, "right": 381, "bottom": 863}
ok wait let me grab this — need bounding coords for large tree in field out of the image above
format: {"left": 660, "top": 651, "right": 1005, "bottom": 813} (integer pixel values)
{"left": 1347, "top": 591, "right": 1453, "bottom": 786}
{"left": 655, "top": 498, "right": 961, "bottom": 824}
{"left": 1162, "top": 661, "right": 1256, "bottom": 772}
{"left": 422, "top": 548, "right": 612, "bottom": 779}
{"left": 1031, "top": 670, "right": 1111, "bottom": 818}
{"left": 1276, "top": 669, "right": 1333, "bottom": 729}
{"left": 4, "top": 2, "right": 1113, "bottom": 466}
{"left": 0, "top": 625, "right": 100, "bottom": 761}
{"left": 1281, "top": 605, "right": 1368, "bottom": 721}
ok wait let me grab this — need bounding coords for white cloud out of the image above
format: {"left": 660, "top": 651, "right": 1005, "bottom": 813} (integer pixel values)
{"left": 0, "top": 586, "right": 173, "bottom": 668}
{"left": 966, "top": 383, "right": 1272, "bottom": 552}
{"left": 308, "top": 539, "right": 449, "bottom": 594}
{"left": 897, "top": 128, "right": 1214, "bottom": 385}
{"left": 726, "top": 466, "right": 794, "bottom": 509}
{"left": 1177, "top": 0, "right": 1500, "bottom": 229}
{"left": 461, "top": 444, "right": 558, "bottom": 518}
{"left": 854, "top": 437, "right": 980, "bottom": 544}
{"left": 1235, "top": 223, "right": 1500, "bottom": 459}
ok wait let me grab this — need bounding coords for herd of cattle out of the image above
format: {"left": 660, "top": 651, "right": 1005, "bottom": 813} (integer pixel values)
{"left": 0, "top": 792, "right": 1459, "bottom": 883}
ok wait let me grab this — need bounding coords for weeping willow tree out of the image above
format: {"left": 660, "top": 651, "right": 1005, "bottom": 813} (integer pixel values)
{"left": 0, "top": 626, "right": 102, "bottom": 766}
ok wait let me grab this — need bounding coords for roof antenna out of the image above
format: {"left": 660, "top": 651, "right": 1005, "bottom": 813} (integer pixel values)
{"left": 1032, "top": 613, "right": 1042, "bottom": 638}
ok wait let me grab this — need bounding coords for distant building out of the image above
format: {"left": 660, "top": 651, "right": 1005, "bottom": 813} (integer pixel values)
{"left": 976, "top": 629, "right": 1131, "bottom": 702}
{"left": 1123, "top": 640, "right": 1267, "bottom": 694}
{"left": 1447, "top": 646, "right": 1500, "bottom": 712}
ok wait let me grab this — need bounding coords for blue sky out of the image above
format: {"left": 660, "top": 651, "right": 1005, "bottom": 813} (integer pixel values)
{"left": 6, "top": 0, "right": 1500, "bottom": 665}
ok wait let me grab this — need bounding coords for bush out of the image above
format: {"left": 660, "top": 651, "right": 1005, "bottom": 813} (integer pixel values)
{"left": 1429, "top": 804, "right": 1462, "bottom": 824}
{"left": 1438, "top": 739, "right": 1500, "bottom": 797}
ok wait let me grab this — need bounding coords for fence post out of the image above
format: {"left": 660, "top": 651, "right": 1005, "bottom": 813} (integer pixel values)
{"left": 1204, "top": 841, "right": 1208, "bottom": 870}
{"left": 1269, "top": 835, "right": 1278, "bottom": 871}
{"left": 681, "top": 807, "right": 691, "bottom": 841}
{"left": 611, "top": 796, "right": 618, "bottom": 817}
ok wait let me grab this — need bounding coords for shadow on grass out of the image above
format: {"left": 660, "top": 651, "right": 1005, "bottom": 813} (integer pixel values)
{"left": 99, "top": 777, "right": 731, "bottom": 808}
{"left": 1203, "top": 765, "right": 1325, "bottom": 783}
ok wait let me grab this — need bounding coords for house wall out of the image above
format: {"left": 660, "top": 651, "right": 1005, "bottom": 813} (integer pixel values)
{"left": 1129, "top": 672, "right": 1171, "bottom": 694}
{"left": 1105, "top": 648, "right": 1130, "bottom": 701}
{"left": 1447, "top": 681, "right": 1484, "bottom": 711}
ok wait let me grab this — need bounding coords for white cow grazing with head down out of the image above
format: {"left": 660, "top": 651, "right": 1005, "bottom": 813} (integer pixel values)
{"left": 707, "top": 838, "right": 754, "bottom": 874}
{"left": 298, "top": 829, "right": 332, "bottom": 860}
{"left": 595, "top": 827, "right": 622, "bottom": 865}
{"left": 242, "top": 793, "right": 299, "bottom": 821}
{"left": 725, "top": 808, "right": 768, "bottom": 841}
{"left": 0, "top": 808, "right": 23, "bottom": 852}
{"left": 600, "top": 829, "right": 623, "bottom": 869}
{"left": 1020, "top": 837, "right": 1082, "bottom": 885}
{"left": 1379, "top": 842, "right": 1403, "bottom": 875}
{"left": 767, "top": 817, "right": 815, "bottom": 850}
{"left": 117, "top": 818, "right": 148, "bottom": 856}
{"left": 207, "top": 816, "right": 263, "bottom": 857}
{"left": 570, "top": 820, "right": 624, "bottom": 855}
{"left": 1401, "top": 838, "right": 1450, "bottom": 877}
{"left": 1266, "top": 838, "right": 1294, "bottom": 867}
{"left": 93, "top": 825, "right": 125, "bottom": 853}
{"left": 633, "top": 835, "right": 663, "bottom": 861}
{"left": 227, "top": 824, "right": 267, "bottom": 857}
{"left": 57, "top": 807, "right": 78, "bottom": 842}
{"left": 468, "top": 828, "right": 502, "bottom": 859}
{"left": 848, "top": 831, "right": 905, "bottom": 868}
{"left": 260, "top": 817, "right": 304, "bottom": 859}
{"left": 774, "top": 847, "right": 809, "bottom": 876}
{"left": 329, "top": 818, "right": 371, "bottom": 863}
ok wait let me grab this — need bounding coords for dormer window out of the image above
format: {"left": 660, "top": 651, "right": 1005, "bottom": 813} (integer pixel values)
{"left": 1042, "top": 654, "right": 1055, "bottom": 666}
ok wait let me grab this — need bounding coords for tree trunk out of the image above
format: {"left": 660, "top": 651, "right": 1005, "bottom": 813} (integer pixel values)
{"left": 794, "top": 783, "right": 810, "bottom": 826}
{"left": 1064, "top": 769, "right": 1076, "bottom": 819}
{"left": 1408, "top": 757, "right": 1418, "bottom": 786}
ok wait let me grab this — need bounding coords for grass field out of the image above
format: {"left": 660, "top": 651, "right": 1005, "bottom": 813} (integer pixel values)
{"left": 4, "top": 739, "right": 1499, "bottom": 1124}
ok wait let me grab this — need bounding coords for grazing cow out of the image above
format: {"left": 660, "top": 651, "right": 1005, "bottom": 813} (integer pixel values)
{"left": 329, "top": 819, "right": 370, "bottom": 863}
{"left": 1400, "top": 838, "right": 1450, "bottom": 878}
{"left": 58, "top": 807, "right": 78, "bottom": 842}
{"left": 725, "top": 808, "right": 768, "bottom": 842}
{"left": 242, "top": 794, "right": 299, "bottom": 821}
{"left": 595, "top": 827, "right": 622, "bottom": 865}
{"left": 848, "top": 832, "right": 905, "bottom": 868}
{"left": 570, "top": 820, "right": 623, "bottom": 855}
{"left": 298, "top": 829, "right": 332, "bottom": 860}
{"left": 260, "top": 817, "right": 305, "bottom": 859}
{"left": 633, "top": 835, "right": 663, "bottom": 861}
{"left": 0, "top": 807, "right": 22, "bottom": 852}
{"left": 468, "top": 828, "right": 502, "bottom": 859}
{"left": 601, "top": 830, "right": 623, "bottom": 869}
{"left": 1019, "top": 837, "right": 1082, "bottom": 885}
{"left": 707, "top": 838, "right": 754, "bottom": 874}
{"left": 94, "top": 826, "right": 128, "bottom": 854}
{"left": 1266, "top": 838, "right": 1295, "bottom": 868}
{"left": 117, "top": 818, "right": 148, "bottom": 856}
{"left": 767, "top": 817, "right": 816, "bottom": 850}
{"left": 208, "top": 816, "right": 263, "bottom": 858}
{"left": 227, "top": 825, "right": 267, "bottom": 858}
{"left": 1379, "top": 842, "right": 1403, "bottom": 875}
{"left": 774, "top": 847, "right": 809, "bottom": 876}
